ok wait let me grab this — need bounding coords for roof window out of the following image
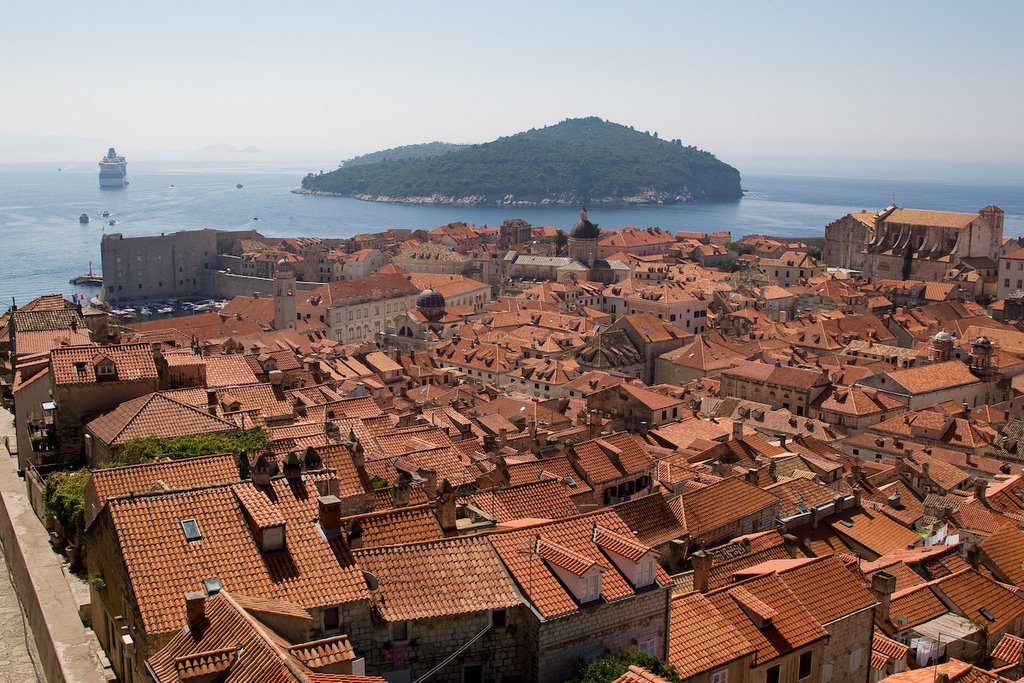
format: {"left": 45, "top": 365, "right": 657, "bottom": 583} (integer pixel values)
{"left": 181, "top": 518, "right": 202, "bottom": 542}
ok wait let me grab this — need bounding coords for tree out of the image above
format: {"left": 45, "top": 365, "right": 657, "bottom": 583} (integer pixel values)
{"left": 44, "top": 469, "right": 91, "bottom": 539}
{"left": 727, "top": 241, "right": 754, "bottom": 256}
{"left": 807, "top": 245, "right": 822, "bottom": 260}
{"left": 555, "top": 229, "right": 569, "bottom": 255}
{"left": 566, "top": 650, "right": 683, "bottom": 683}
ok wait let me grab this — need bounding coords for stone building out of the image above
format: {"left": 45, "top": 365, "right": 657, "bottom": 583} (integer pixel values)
{"left": 101, "top": 228, "right": 263, "bottom": 304}
{"left": 273, "top": 258, "right": 298, "bottom": 331}
{"left": 824, "top": 210, "right": 877, "bottom": 271}
{"left": 825, "top": 205, "right": 1004, "bottom": 283}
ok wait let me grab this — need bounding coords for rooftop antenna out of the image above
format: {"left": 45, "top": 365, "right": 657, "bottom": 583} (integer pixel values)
{"left": 891, "top": 191, "right": 896, "bottom": 207}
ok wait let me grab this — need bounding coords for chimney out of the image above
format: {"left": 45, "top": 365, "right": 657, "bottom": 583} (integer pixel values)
{"left": 354, "top": 381, "right": 366, "bottom": 398}
{"left": 732, "top": 418, "right": 745, "bottom": 441}
{"left": 852, "top": 485, "right": 862, "bottom": 508}
{"left": 339, "top": 518, "right": 361, "bottom": 550}
{"left": 871, "top": 571, "right": 897, "bottom": 624}
{"left": 745, "top": 468, "right": 760, "bottom": 486}
{"left": 973, "top": 478, "right": 987, "bottom": 504}
{"left": 393, "top": 471, "right": 412, "bottom": 508}
{"left": 922, "top": 462, "right": 931, "bottom": 481}
{"left": 782, "top": 534, "right": 800, "bottom": 558}
{"left": 318, "top": 496, "right": 342, "bottom": 538}
{"left": 963, "top": 540, "right": 980, "bottom": 569}
{"left": 421, "top": 468, "right": 438, "bottom": 499}
{"left": 639, "top": 421, "right": 649, "bottom": 436}
{"left": 778, "top": 434, "right": 787, "bottom": 449}
{"left": 283, "top": 451, "right": 302, "bottom": 480}
{"left": 185, "top": 591, "right": 207, "bottom": 630}
{"left": 436, "top": 479, "right": 457, "bottom": 534}
{"left": 852, "top": 464, "right": 863, "bottom": 484}
{"left": 253, "top": 292, "right": 260, "bottom": 299}
{"left": 498, "top": 427, "right": 508, "bottom": 448}
{"left": 768, "top": 459, "right": 778, "bottom": 481}
{"left": 252, "top": 451, "right": 273, "bottom": 486}
{"left": 206, "top": 388, "right": 218, "bottom": 415}
{"left": 692, "top": 550, "right": 712, "bottom": 593}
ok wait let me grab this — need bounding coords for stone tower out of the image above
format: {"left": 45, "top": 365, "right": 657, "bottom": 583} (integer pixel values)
{"left": 927, "top": 330, "right": 954, "bottom": 363}
{"left": 968, "top": 335, "right": 997, "bottom": 379}
{"left": 568, "top": 206, "right": 600, "bottom": 268}
{"left": 273, "top": 258, "right": 297, "bottom": 331}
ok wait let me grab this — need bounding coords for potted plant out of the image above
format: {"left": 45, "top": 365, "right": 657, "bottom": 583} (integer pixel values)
{"left": 89, "top": 570, "right": 107, "bottom": 592}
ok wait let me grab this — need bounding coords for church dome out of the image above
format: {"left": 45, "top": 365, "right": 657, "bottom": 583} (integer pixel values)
{"left": 973, "top": 335, "right": 993, "bottom": 348}
{"left": 276, "top": 258, "right": 295, "bottom": 273}
{"left": 932, "top": 330, "right": 953, "bottom": 343}
{"left": 570, "top": 207, "right": 600, "bottom": 240}
{"left": 416, "top": 288, "right": 446, "bottom": 311}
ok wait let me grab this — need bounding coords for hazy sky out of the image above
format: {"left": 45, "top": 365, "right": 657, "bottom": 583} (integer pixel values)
{"left": 4, "top": 1, "right": 1023, "bottom": 166}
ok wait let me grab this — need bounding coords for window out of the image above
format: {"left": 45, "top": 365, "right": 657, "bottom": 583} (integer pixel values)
{"left": 491, "top": 609, "right": 506, "bottom": 628}
{"left": 710, "top": 669, "right": 728, "bottom": 683}
{"left": 583, "top": 571, "right": 602, "bottom": 602}
{"left": 462, "top": 665, "right": 483, "bottom": 683}
{"left": 323, "top": 606, "right": 339, "bottom": 631}
{"left": 390, "top": 621, "right": 409, "bottom": 642}
{"left": 262, "top": 525, "right": 285, "bottom": 551}
{"left": 181, "top": 519, "right": 201, "bottom": 542}
{"left": 849, "top": 647, "right": 862, "bottom": 672}
{"left": 821, "top": 661, "right": 833, "bottom": 682}
{"left": 638, "top": 558, "right": 656, "bottom": 587}
{"left": 766, "top": 665, "right": 780, "bottom": 683}
{"left": 636, "top": 635, "right": 657, "bottom": 655}
{"left": 799, "top": 651, "right": 813, "bottom": 678}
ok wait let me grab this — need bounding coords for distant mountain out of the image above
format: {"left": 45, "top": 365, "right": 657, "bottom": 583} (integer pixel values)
{"left": 199, "top": 144, "right": 262, "bottom": 154}
{"left": 342, "top": 142, "right": 470, "bottom": 167}
{"left": 298, "top": 117, "right": 742, "bottom": 205}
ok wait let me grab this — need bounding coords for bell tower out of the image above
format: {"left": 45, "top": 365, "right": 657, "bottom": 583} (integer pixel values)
{"left": 274, "top": 259, "right": 297, "bottom": 331}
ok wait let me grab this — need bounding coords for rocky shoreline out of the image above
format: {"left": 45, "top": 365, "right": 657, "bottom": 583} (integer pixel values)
{"left": 291, "top": 188, "right": 701, "bottom": 206}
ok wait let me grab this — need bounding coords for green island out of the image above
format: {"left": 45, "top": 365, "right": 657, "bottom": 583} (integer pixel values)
{"left": 298, "top": 117, "right": 742, "bottom": 206}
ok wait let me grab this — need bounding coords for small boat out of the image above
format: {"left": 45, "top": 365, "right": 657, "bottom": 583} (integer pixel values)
{"left": 109, "top": 219, "right": 117, "bottom": 225}
{"left": 102, "top": 210, "right": 110, "bottom": 217}
{"left": 140, "top": 307, "right": 152, "bottom": 316}
{"left": 252, "top": 217, "right": 259, "bottom": 221}
{"left": 79, "top": 213, "right": 89, "bottom": 223}
{"left": 69, "top": 261, "right": 103, "bottom": 286}
{"left": 236, "top": 183, "right": 243, "bottom": 189}
{"left": 157, "top": 306, "right": 173, "bottom": 314}
{"left": 169, "top": 184, "right": 175, "bottom": 188}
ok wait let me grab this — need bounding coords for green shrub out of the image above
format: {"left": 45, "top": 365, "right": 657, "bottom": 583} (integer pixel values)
{"left": 566, "top": 649, "right": 682, "bottom": 683}
{"left": 44, "top": 468, "right": 91, "bottom": 537}
{"left": 113, "top": 427, "right": 268, "bottom": 467}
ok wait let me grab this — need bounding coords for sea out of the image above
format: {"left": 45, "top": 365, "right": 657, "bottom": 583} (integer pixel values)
{"left": 1, "top": 159, "right": 1023, "bottom": 308}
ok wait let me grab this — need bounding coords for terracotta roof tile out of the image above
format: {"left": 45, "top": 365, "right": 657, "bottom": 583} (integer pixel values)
{"left": 979, "top": 524, "right": 1024, "bottom": 586}
{"left": 85, "top": 393, "right": 239, "bottom": 447}
{"left": 465, "top": 479, "right": 579, "bottom": 523}
{"left": 342, "top": 504, "right": 444, "bottom": 548}
{"left": 103, "top": 475, "right": 368, "bottom": 637}
{"left": 353, "top": 536, "right": 520, "bottom": 621}
{"left": 677, "top": 477, "right": 780, "bottom": 543}
{"left": 488, "top": 511, "right": 669, "bottom": 619}
{"left": 668, "top": 592, "right": 754, "bottom": 677}
{"left": 50, "top": 342, "right": 158, "bottom": 385}
{"left": 87, "top": 453, "right": 240, "bottom": 520}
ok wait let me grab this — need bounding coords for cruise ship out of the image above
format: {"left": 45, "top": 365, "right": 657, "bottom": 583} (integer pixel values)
{"left": 98, "top": 147, "right": 127, "bottom": 188}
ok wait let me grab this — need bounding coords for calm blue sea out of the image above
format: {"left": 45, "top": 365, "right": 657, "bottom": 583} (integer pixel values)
{"left": 1, "top": 160, "right": 1023, "bottom": 307}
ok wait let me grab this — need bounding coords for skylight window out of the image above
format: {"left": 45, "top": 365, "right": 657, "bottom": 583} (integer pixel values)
{"left": 181, "top": 519, "right": 202, "bottom": 542}
{"left": 979, "top": 608, "right": 997, "bottom": 623}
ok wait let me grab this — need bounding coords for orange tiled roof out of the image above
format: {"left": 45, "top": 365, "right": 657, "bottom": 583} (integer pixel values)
{"left": 85, "top": 393, "right": 239, "bottom": 446}
{"left": 611, "top": 666, "right": 675, "bottom": 683}
{"left": 488, "top": 511, "right": 670, "bottom": 619}
{"left": 50, "top": 342, "right": 158, "bottom": 385}
{"left": 341, "top": 504, "right": 444, "bottom": 548}
{"left": 706, "top": 573, "right": 829, "bottom": 666}
{"left": 353, "top": 536, "right": 520, "bottom": 622}
{"left": 888, "top": 584, "right": 948, "bottom": 629}
{"left": 991, "top": 633, "right": 1024, "bottom": 665}
{"left": 829, "top": 508, "right": 922, "bottom": 558}
{"left": 465, "top": 479, "right": 580, "bottom": 523}
{"left": 88, "top": 453, "right": 239, "bottom": 513}
{"left": 979, "top": 523, "right": 1024, "bottom": 586}
{"left": 677, "top": 477, "right": 780, "bottom": 542}
{"left": 668, "top": 592, "right": 754, "bottom": 677}
{"left": 102, "top": 475, "right": 368, "bottom": 637}
{"left": 935, "top": 568, "right": 1024, "bottom": 635}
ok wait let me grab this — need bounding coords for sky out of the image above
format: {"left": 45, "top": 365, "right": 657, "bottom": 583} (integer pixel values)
{"left": 3, "top": 1, "right": 1024, "bottom": 169}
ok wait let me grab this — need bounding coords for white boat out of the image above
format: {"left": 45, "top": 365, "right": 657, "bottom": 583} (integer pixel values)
{"left": 140, "top": 307, "right": 152, "bottom": 316}
{"left": 157, "top": 306, "right": 173, "bottom": 314}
